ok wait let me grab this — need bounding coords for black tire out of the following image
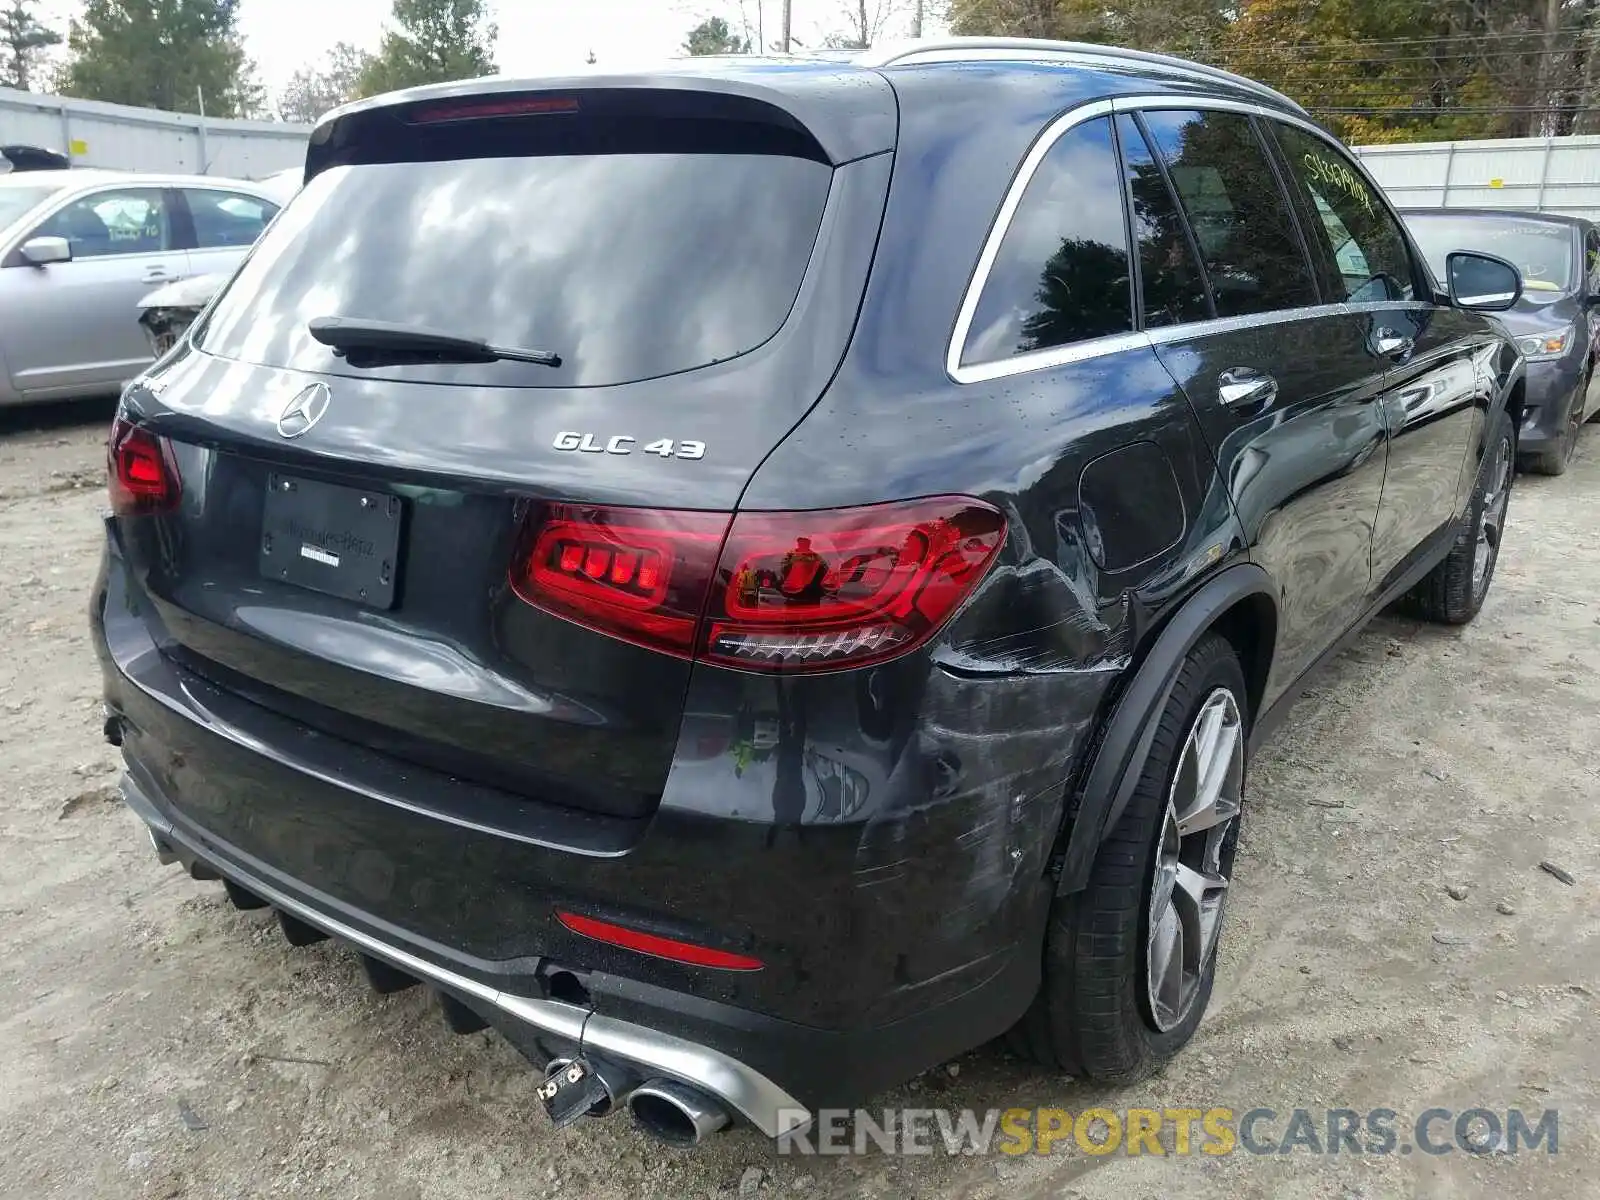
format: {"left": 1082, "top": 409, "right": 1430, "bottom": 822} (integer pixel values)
{"left": 1010, "top": 633, "right": 1246, "bottom": 1082}
{"left": 1405, "top": 408, "right": 1514, "bottom": 625}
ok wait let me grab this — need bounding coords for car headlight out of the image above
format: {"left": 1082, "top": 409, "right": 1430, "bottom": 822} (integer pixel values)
{"left": 1516, "top": 327, "right": 1574, "bottom": 361}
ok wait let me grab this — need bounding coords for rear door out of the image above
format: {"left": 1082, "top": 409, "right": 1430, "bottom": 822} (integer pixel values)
{"left": 176, "top": 185, "right": 280, "bottom": 281}
{"left": 1267, "top": 120, "right": 1492, "bottom": 593}
{"left": 2, "top": 185, "right": 183, "bottom": 394}
{"left": 1127, "top": 105, "right": 1388, "bottom": 701}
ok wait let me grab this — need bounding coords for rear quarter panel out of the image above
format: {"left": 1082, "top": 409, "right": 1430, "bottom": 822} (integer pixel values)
{"left": 724, "top": 65, "right": 1250, "bottom": 1019}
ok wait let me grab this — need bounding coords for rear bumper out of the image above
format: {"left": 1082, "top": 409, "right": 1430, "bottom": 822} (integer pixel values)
{"left": 1517, "top": 357, "right": 1586, "bottom": 453}
{"left": 93, "top": 526, "right": 1065, "bottom": 1132}
{"left": 123, "top": 772, "right": 808, "bottom": 1135}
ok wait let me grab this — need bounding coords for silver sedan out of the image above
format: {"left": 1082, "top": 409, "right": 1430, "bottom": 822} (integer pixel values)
{"left": 0, "top": 169, "right": 290, "bottom": 407}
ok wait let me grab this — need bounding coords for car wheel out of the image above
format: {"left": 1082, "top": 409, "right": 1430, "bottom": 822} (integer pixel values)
{"left": 1010, "top": 633, "right": 1245, "bottom": 1082}
{"left": 1405, "top": 408, "right": 1514, "bottom": 625}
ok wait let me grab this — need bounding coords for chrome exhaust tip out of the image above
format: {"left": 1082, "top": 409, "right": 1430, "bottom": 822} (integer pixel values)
{"left": 627, "top": 1079, "right": 731, "bottom": 1146}
{"left": 145, "top": 826, "right": 178, "bottom": 866}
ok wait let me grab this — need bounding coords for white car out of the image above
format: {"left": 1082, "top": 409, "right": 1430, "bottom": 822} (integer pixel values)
{"left": 0, "top": 169, "right": 288, "bottom": 407}
{"left": 137, "top": 168, "right": 303, "bottom": 357}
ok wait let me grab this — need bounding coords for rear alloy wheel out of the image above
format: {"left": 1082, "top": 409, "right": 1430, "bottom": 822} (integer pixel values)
{"left": 1405, "top": 408, "right": 1514, "bottom": 625}
{"left": 1146, "top": 688, "right": 1242, "bottom": 1031}
{"left": 1009, "top": 634, "right": 1246, "bottom": 1082}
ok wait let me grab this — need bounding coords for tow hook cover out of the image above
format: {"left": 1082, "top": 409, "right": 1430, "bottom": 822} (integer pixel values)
{"left": 537, "top": 1058, "right": 609, "bottom": 1128}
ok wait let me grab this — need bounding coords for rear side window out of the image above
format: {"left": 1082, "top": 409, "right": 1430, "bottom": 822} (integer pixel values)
{"left": 1270, "top": 123, "right": 1414, "bottom": 303}
{"left": 1116, "top": 114, "right": 1211, "bottom": 328}
{"left": 1587, "top": 228, "right": 1600, "bottom": 296}
{"left": 961, "top": 117, "right": 1133, "bottom": 366}
{"left": 199, "top": 153, "right": 831, "bottom": 388}
{"left": 1138, "top": 110, "right": 1319, "bottom": 318}
{"left": 185, "top": 188, "right": 279, "bottom": 249}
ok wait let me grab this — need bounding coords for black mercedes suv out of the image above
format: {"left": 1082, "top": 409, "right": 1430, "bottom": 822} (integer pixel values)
{"left": 92, "top": 38, "right": 1527, "bottom": 1146}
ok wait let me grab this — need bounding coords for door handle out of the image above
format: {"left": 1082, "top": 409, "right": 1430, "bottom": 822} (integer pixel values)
{"left": 1218, "top": 367, "right": 1279, "bottom": 411}
{"left": 142, "top": 268, "right": 179, "bottom": 283}
{"left": 1374, "top": 327, "right": 1415, "bottom": 359}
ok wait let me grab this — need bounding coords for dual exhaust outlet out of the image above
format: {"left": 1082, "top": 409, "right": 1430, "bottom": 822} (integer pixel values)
{"left": 547, "top": 1057, "right": 730, "bottom": 1147}
{"left": 138, "top": 819, "right": 742, "bottom": 1148}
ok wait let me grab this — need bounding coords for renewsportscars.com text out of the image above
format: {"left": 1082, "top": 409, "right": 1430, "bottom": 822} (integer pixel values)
{"left": 775, "top": 1106, "right": 1559, "bottom": 1157}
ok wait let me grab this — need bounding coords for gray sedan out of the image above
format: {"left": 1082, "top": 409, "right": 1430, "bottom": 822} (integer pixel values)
{"left": 0, "top": 170, "right": 286, "bottom": 408}
{"left": 1405, "top": 208, "right": 1600, "bottom": 475}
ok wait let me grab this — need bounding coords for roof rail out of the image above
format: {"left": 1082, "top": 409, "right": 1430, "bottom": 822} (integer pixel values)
{"left": 862, "top": 36, "right": 1308, "bottom": 117}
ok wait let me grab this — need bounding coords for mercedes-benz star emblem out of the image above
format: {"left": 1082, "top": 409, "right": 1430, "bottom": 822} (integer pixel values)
{"left": 277, "top": 382, "right": 332, "bottom": 439}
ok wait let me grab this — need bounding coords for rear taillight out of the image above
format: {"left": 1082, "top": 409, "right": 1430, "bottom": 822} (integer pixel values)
{"left": 510, "top": 497, "right": 1005, "bottom": 673}
{"left": 513, "top": 506, "right": 727, "bottom": 656}
{"left": 107, "top": 416, "right": 180, "bottom": 516}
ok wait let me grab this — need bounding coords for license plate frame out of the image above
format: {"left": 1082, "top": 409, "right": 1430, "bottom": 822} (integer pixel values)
{"left": 259, "top": 473, "right": 403, "bottom": 609}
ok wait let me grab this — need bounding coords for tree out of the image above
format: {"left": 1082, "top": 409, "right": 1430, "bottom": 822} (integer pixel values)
{"left": 60, "top": 0, "right": 262, "bottom": 117}
{"left": 279, "top": 41, "right": 372, "bottom": 124}
{"left": 825, "top": 0, "right": 902, "bottom": 48}
{"left": 947, "top": 0, "right": 1600, "bottom": 143}
{"left": 949, "top": 0, "right": 1228, "bottom": 59}
{"left": 683, "top": 16, "right": 749, "bottom": 55}
{"left": 357, "top": 0, "right": 496, "bottom": 98}
{"left": 0, "top": 0, "right": 60, "bottom": 91}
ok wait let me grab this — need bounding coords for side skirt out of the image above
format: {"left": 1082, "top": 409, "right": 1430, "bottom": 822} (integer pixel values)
{"left": 1248, "top": 522, "right": 1456, "bottom": 755}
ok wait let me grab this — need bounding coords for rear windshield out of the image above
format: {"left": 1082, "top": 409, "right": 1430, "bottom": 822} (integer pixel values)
{"left": 1407, "top": 215, "right": 1575, "bottom": 294}
{"left": 198, "top": 153, "right": 832, "bottom": 387}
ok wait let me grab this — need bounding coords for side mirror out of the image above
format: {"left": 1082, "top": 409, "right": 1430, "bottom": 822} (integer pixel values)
{"left": 1446, "top": 250, "right": 1522, "bottom": 312}
{"left": 19, "top": 235, "right": 71, "bottom": 266}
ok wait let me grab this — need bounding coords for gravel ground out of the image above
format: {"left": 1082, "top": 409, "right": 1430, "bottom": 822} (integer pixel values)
{"left": 2, "top": 401, "right": 1597, "bottom": 1200}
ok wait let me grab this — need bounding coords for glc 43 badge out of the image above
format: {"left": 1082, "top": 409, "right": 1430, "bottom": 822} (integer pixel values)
{"left": 552, "top": 432, "right": 705, "bottom": 459}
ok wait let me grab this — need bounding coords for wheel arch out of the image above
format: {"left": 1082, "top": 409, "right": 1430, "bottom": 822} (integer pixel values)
{"left": 1055, "top": 563, "right": 1277, "bottom": 896}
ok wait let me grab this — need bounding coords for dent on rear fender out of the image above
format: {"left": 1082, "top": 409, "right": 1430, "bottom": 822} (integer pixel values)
{"left": 841, "top": 537, "right": 1131, "bottom": 993}
{"left": 851, "top": 666, "right": 1108, "bottom": 923}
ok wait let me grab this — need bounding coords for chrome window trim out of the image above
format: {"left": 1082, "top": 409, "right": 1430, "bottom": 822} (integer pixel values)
{"left": 1145, "top": 302, "right": 1353, "bottom": 349}
{"left": 1342, "top": 300, "right": 1433, "bottom": 315}
{"left": 948, "top": 93, "right": 1404, "bottom": 384}
{"left": 946, "top": 98, "right": 1117, "bottom": 384}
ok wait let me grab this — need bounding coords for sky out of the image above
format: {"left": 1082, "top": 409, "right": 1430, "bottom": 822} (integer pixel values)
{"left": 36, "top": 1, "right": 940, "bottom": 108}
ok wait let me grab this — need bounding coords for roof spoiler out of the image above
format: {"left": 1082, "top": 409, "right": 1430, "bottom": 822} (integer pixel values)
{"left": 308, "top": 66, "right": 897, "bottom": 176}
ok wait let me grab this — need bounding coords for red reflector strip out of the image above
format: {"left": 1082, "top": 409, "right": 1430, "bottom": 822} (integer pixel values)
{"left": 555, "top": 911, "right": 763, "bottom": 972}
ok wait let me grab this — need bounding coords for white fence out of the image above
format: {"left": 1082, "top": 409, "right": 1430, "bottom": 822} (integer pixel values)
{"left": 1354, "top": 134, "right": 1600, "bottom": 222}
{"left": 6, "top": 85, "right": 1600, "bottom": 219}
{"left": 0, "top": 87, "right": 311, "bottom": 179}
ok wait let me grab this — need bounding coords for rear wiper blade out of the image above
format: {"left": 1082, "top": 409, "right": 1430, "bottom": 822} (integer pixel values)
{"left": 308, "top": 316, "right": 562, "bottom": 368}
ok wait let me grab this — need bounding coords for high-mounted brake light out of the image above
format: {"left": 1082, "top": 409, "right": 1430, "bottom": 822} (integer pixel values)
{"left": 107, "top": 416, "right": 180, "bottom": 516}
{"left": 556, "top": 910, "right": 763, "bottom": 971}
{"left": 407, "top": 95, "right": 580, "bottom": 124}
{"left": 510, "top": 497, "right": 1006, "bottom": 673}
